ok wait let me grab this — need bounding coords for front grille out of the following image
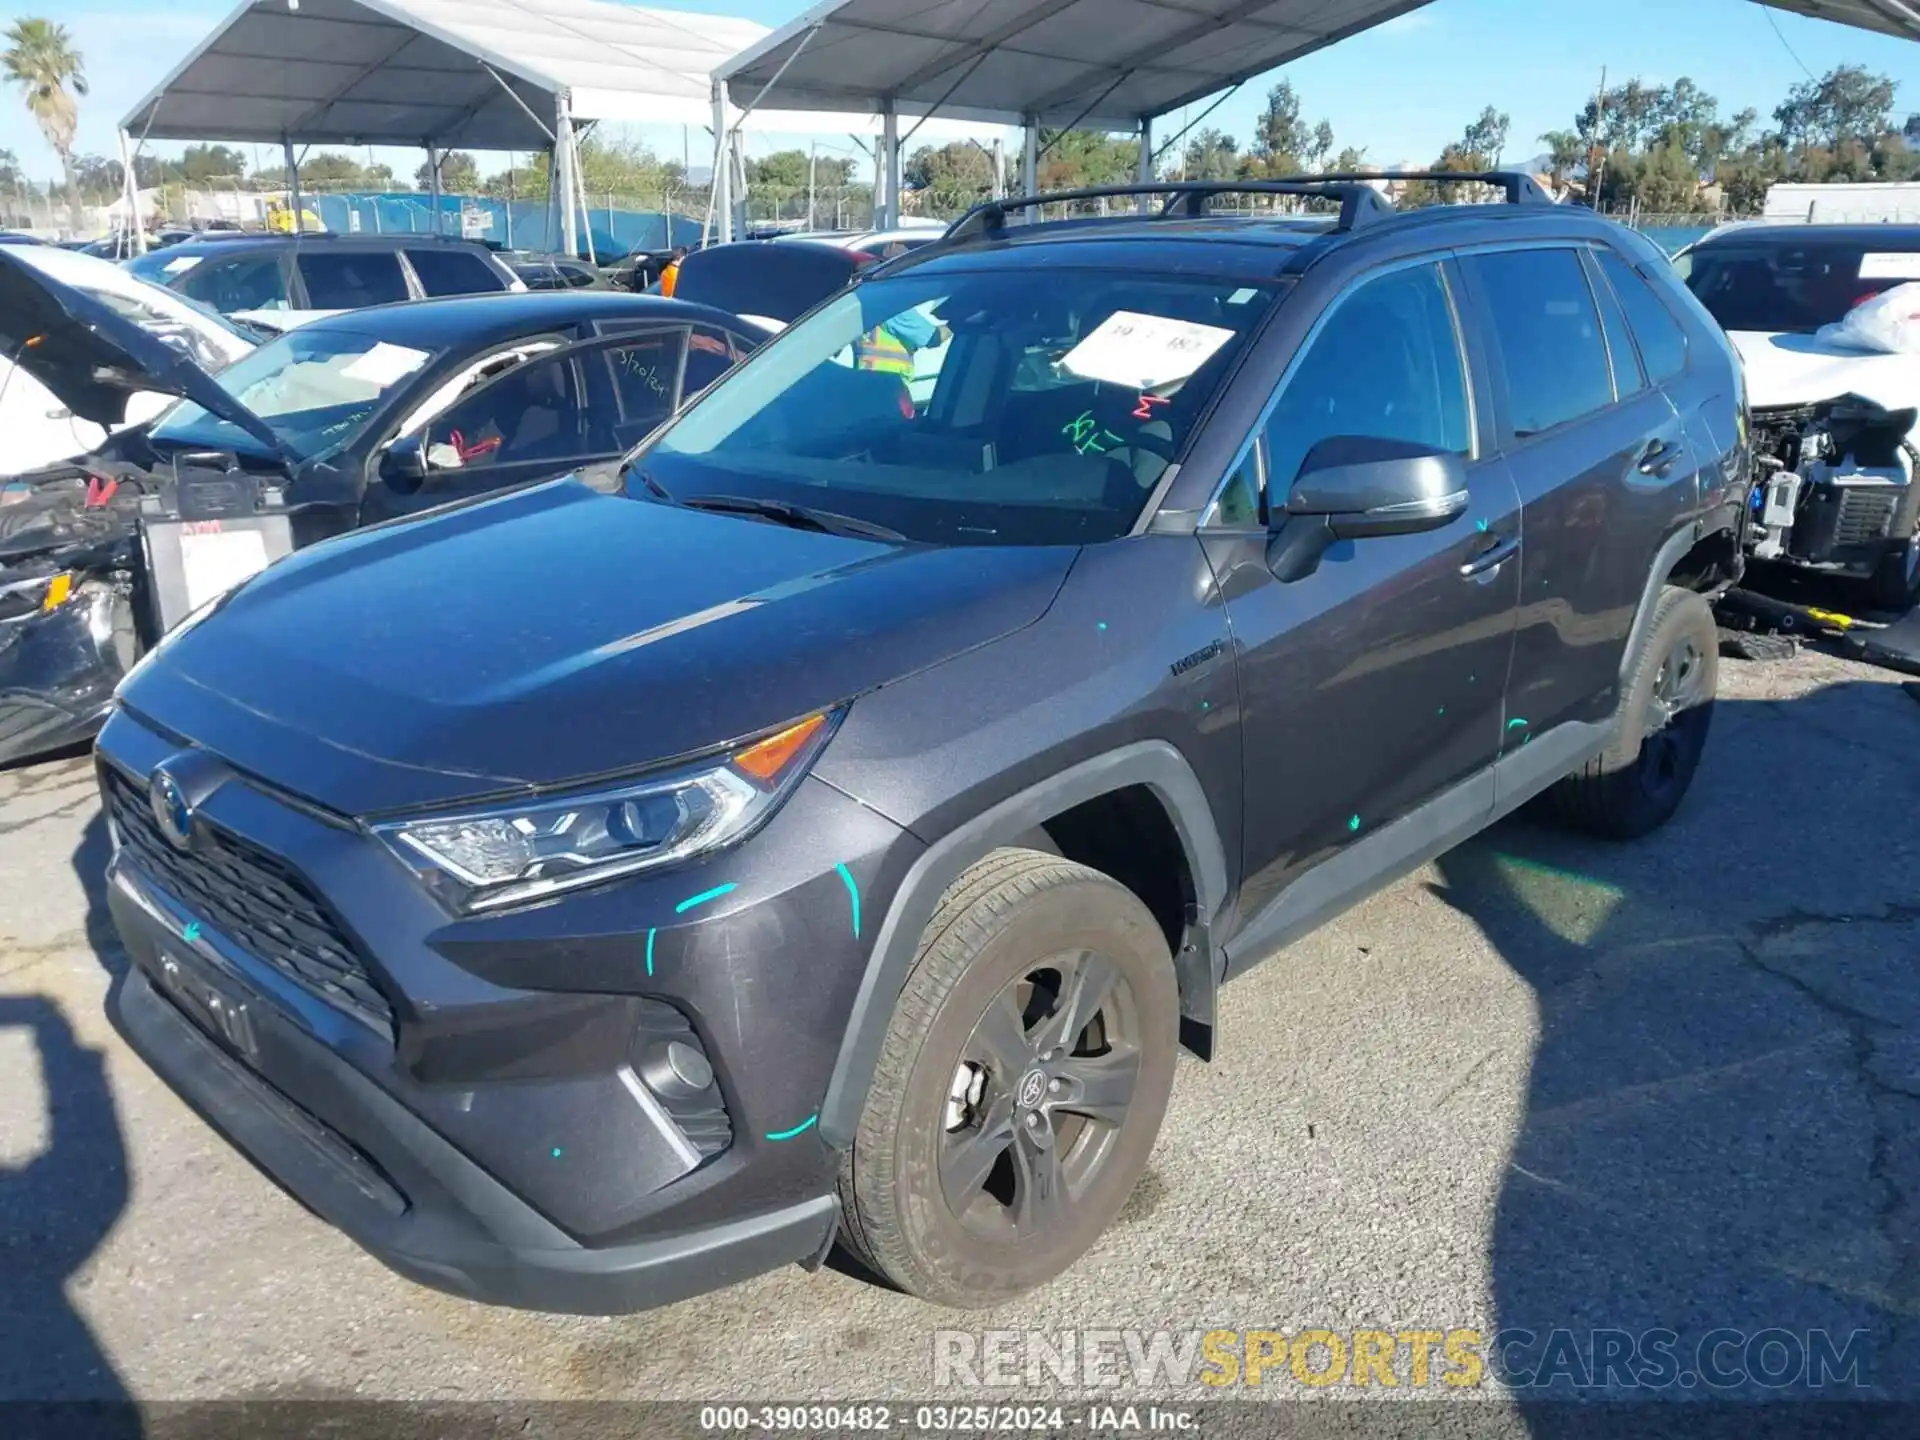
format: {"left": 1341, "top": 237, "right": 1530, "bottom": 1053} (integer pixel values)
{"left": 1835, "top": 487, "right": 1899, "bottom": 547}
{"left": 103, "top": 764, "right": 393, "bottom": 1032}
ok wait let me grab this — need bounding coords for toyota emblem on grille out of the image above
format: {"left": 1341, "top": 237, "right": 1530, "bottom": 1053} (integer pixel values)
{"left": 150, "top": 767, "right": 194, "bottom": 851}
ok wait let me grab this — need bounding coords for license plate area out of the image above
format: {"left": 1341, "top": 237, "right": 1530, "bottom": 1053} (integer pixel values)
{"left": 154, "top": 946, "right": 259, "bottom": 1062}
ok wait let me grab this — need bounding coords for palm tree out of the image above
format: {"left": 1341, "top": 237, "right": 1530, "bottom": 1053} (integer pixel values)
{"left": 2, "top": 19, "right": 87, "bottom": 235}
{"left": 1539, "top": 129, "right": 1585, "bottom": 197}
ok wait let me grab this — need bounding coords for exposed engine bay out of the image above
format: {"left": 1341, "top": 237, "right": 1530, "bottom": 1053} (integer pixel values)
{"left": 1745, "top": 392, "right": 1920, "bottom": 611}
{"left": 0, "top": 435, "right": 296, "bottom": 762}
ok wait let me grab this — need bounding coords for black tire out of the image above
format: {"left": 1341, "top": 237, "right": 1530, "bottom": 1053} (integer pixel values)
{"left": 1549, "top": 586, "right": 1718, "bottom": 841}
{"left": 1867, "top": 539, "right": 1920, "bottom": 614}
{"left": 835, "top": 847, "right": 1179, "bottom": 1308}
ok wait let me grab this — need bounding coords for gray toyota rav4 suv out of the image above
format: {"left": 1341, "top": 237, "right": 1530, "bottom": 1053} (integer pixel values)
{"left": 99, "top": 175, "right": 1750, "bottom": 1314}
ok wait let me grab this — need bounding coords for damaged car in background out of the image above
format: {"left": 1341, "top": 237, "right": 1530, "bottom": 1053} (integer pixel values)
{"left": 1676, "top": 224, "right": 1920, "bottom": 611}
{"left": 0, "top": 251, "right": 762, "bottom": 766}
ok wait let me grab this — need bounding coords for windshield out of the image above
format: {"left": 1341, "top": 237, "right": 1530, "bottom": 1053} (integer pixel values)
{"left": 639, "top": 267, "right": 1281, "bottom": 546}
{"left": 150, "top": 325, "right": 437, "bottom": 459}
{"left": 1676, "top": 236, "right": 1920, "bottom": 333}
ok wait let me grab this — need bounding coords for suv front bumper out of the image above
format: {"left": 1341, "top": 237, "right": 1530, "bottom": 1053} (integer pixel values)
{"left": 98, "top": 707, "right": 914, "bottom": 1313}
{"left": 109, "top": 913, "right": 837, "bottom": 1313}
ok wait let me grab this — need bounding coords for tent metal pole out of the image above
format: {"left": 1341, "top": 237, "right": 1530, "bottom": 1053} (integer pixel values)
{"left": 1136, "top": 117, "right": 1152, "bottom": 214}
{"left": 1021, "top": 116, "right": 1038, "bottom": 222}
{"left": 556, "top": 89, "right": 578, "bottom": 256}
{"left": 118, "top": 127, "right": 147, "bottom": 255}
{"left": 710, "top": 82, "right": 731, "bottom": 244}
{"left": 573, "top": 134, "right": 597, "bottom": 265}
{"left": 881, "top": 98, "right": 900, "bottom": 229}
{"left": 284, "top": 135, "right": 303, "bottom": 234}
{"left": 427, "top": 144, "right": 441, "bottom": 234}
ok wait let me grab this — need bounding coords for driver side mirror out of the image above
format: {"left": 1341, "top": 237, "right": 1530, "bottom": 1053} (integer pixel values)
{"left": 379, "top": 434, "right": 431, "bottom": 495}
{"left": 1266, "top": 436, "right": 1469, "bottom": 583}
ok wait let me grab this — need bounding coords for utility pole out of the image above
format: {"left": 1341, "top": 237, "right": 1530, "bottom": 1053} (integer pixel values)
{"left": 808, "top": 140, "right": 817, "bottom": 229}
{"left": 1590, "top": 65, "right": 1608, "bottom": 212}
{"left": 991, "top": 136, "right": 1004, "bottom": 200}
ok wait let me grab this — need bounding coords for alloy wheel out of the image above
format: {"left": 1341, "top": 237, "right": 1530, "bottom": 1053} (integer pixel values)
{"left": 938, "top": 949, "right": 1142, "bottom": 1241}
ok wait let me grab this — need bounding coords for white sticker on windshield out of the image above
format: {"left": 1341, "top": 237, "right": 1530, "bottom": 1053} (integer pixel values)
{"left": 1060, "top": 310, "right": 1235, "bottom": 390}
{"left": 340, "top": 341, "right": 431, "bottom": 388}
{"left": 1859, "top": 252, "right": 1920, "bottom": 280}
{"left": 1228, "top": 288, "right": 1258, "bottom": 305}
{"left": 163, "top": 255, "right": 203, "bottom": 275}
{"left": 180, "top": 526, "right": 271, "bottom": 612}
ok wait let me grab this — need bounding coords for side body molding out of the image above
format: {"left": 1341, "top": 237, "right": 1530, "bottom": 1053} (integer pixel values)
{"left": 818, "top": 741, "right": 1229, "bottom": 1147}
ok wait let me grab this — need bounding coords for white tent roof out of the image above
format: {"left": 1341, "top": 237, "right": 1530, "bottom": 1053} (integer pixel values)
{"left": 718, "top": 0, "right": 1438, "bottom": 132}
{"left": 120, "top": 0, "right": 924, "bottom": 150}
{"left": 1749, "top": 0, "right": 1920, "bottom": 40}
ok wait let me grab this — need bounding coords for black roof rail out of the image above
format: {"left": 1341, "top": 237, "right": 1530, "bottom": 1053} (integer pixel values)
{"left": 1300, "top": 169, "right": 1558, "bottom": 205}
{"left": 943, "top": 180, "right": 1393, "bottom": 245}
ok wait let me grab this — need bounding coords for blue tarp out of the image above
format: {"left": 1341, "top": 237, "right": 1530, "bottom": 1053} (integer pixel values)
{"left": 308, "top": 192, "right": 705, "bottom": 257}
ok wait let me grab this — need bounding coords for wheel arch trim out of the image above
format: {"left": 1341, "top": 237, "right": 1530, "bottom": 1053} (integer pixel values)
{"left": 818, "top": 740, "right": 1228, "bottom": 1147}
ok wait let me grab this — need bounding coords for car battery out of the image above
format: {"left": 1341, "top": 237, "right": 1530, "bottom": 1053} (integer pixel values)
{"left": 139, "top": 460, "right": 295, "bottom": 633}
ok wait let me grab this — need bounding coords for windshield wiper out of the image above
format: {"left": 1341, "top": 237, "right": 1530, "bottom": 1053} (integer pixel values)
{"left": 680, "top": 493, "right": 906, "bottom": 542}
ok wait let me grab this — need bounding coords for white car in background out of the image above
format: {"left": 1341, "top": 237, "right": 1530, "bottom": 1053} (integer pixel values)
{"left": 1676, "top": 223, "right": 1920, "bottom": 609}
{"left": 0, "top": 241, "right": 255, "bottom": 476}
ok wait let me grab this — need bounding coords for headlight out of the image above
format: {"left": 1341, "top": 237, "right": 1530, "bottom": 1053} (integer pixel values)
{"left": 374, "top": 710, "right": 839, "bottom": 912}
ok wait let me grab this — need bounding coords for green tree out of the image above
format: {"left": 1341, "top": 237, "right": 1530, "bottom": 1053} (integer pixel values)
{"left": 904, "top": 140, "right": 997, "bottom": 199}
{"left": 1539, "top": 128, "right": 1583, "bottom": 190}
{"left": 1250, "top": 80, "right": 1329, "bottom": 173}
{"left": 2, "top": 18, "right": 86, "bottom": 233}
{"left": 1461, "top": 107, "right": 1510, "bottom": 166}
{"left": 417, "top": 151, "right": 479, "bottom": 193}
{"left": 1034, "top": 129, "right": 1138, "bottom": 190}
{"left": 1774, "top": 65, "right": 1896, "bottom": 151}
{"left": 1179, "top": 127, "right": 1239, "bottom": 181}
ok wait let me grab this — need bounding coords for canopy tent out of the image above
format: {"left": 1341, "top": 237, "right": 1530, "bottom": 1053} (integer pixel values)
{"left": 1749, "top": 0, "right": 1920, "bottom": 40}
{"left": 711, "top": 0, "right": 1440, "bottom": 237}
{"left": 118, "top": 0, "right": 994, "bottom": 255}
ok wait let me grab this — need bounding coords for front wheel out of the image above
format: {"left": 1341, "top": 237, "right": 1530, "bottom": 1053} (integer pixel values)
{"left": 1549, "top": 585, "right": 1718, "bottom": 840}
{"left": 836, "top": 848, "right": 1179, "bottom": 1308}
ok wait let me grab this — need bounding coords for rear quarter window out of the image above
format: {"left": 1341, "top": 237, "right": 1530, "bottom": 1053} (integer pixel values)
{"left": 1596, "top": 249, "right": 1688, "bottom": 383}
{"left": 406, "top": 247, "right": 509, "bottom": 296}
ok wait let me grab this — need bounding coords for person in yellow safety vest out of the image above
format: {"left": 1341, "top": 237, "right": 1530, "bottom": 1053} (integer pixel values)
{"left": 854, "top": 306, "right": 942, "bottom": 378}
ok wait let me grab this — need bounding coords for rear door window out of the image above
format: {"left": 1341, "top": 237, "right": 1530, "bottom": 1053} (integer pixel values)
{"left": 1596, "top": 250, "right": 1688, "bottom": 382}
{"left": 297, "top": 250, "right": 411, "bottom": 309}
{"left": 1466, "top": 248, "right": 1614, "bottom": 440}
{"left": 405, "top": 247, "right": 509, "bottom": 296}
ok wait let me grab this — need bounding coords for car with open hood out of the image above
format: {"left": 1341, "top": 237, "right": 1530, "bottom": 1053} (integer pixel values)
{"left": 1676, "top": 222, "right": 1920, "bottom": 609}
{"left": 0, "top": 241, "right": 255, "bottom": 477}
{"left": 97, "top": 175, "right": 1745, "bottom": 1317}
{"left": 0, "top": 259, "right": 760, "bottom": 765}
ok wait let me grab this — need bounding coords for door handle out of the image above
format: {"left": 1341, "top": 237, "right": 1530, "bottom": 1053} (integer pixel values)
{"left": 1638, "top": 438, "right": 1680, "bottom": 477}
{"left": 1460, "top": 533, "right": 1521, "bottom": 577}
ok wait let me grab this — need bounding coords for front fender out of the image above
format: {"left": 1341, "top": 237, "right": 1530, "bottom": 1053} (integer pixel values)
{"left": 817, "top": 740, "right": 1228, "bottom": 1147}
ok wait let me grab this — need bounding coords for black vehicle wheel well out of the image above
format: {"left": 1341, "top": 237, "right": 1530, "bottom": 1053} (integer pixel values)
{"left": 1667, "top": 525, "right": 1741, "bottom": 595}
{"left": 1027, "top": 786, "right": 1213, "bottom": 1058}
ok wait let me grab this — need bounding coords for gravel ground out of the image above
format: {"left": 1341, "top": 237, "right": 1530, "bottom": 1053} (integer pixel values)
{"left": 1, "top": 648, "right": 1915, "bottom": 1424}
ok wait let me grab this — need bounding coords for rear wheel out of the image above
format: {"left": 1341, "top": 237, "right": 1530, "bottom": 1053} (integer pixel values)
{"left": 836, "top": 848, "right": 1178, "bottom": 1308}
{"left": 1550, "top": 586, "right": 1717, "bottom": 840}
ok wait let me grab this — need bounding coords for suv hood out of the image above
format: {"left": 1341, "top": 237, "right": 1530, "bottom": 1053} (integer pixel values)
{"left": 0, "top": 248, "right": 286, "bottom": 456}
{"left": 122, "top": 479, "right": 1076, "bottom": 815}
{"left": 1732, "top": 329, "right": 1920, "bottom": 429}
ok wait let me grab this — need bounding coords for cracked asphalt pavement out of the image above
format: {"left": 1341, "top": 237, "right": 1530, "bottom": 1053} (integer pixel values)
{"left": 0, "top": 649, "right": 1915, "bottom": 1417}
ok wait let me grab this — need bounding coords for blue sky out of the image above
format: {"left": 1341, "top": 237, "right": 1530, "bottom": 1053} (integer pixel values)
{"left": 3, "top": 0, "right": 1918, "bottom": 181}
